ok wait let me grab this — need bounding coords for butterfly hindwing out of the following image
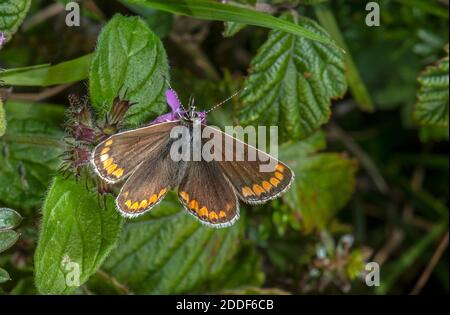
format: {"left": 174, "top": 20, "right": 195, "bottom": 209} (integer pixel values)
{"left": 91, "top": 121, "right": 180, "bottom": 183}
{"left": 116, "top": 138, "right": 187, "bottom": 217}
{"left": 178, "top": 160, "right": 239, "bottom": 228}
{"left": 202, "top": 125, "right": 294, "bottom": 204}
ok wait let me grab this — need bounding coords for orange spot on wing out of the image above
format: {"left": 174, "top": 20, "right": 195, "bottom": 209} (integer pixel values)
{"left": 209, "top": 211, "right": 218, "bottom": 222}
{"left": 198, "top": 206, "right": 208, "bottom": 218}
{"left": 275, "top": 172, "right": 284, "bottom": 180}
{"left": 125, "top": 200, "right": 132, "bottom": 208}
{"left": 253, "top": 184, "right": 265, "bottom": 196}
{"left": 189, "top": 200, "right": 199, "bottom": 211}
{"left": 276, "top": 164, "right": 285, "bottom": 172}
{"left": 106, "top": 164, "right": 117, "bottom": 174}
{"left": 124, "top": 191, "right": 129, "bottom": 198}
{"left": 262, "top": 181, "right": 272, "bottom": 192}
{"left": 270, "top": 177, "right": 280, "bottom": 187}
{"left": 139, "top": 200, "right": 148, "bottom": 209}
{"left": 242, "top": 186, "right": 254, "bottom": 197}
{"left": 113, "top": 168, "right": 124, "bottom": 178}
{"left": 103, "top": 158, "right": 113, "bottom": 168}
{"left": 149, "top": 194, "right": 158, "bottom": 204}
{"left": 105, "top": 140, "right": 113, "bottom": 146}
{"left": 158, "top": 188, "right": 167, "bottom": 198}
{"left": 180, "top": 191, "right": 190, "bottom": 202}
{"left": 219, "top": 210, "right": 226, "bottom": 220}
{"left": 101, "top": 147, "right": 110, "bottom": 154}
{"left": 130, "top": 202, "right": 139, "bottom": 210}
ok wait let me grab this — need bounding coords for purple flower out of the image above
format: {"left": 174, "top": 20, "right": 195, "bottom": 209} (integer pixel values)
{"left": 152, "top": 89, "right": 207, "bottom": 124}
{"left": 152, "top": 89, "right": 184, "bottom": 124}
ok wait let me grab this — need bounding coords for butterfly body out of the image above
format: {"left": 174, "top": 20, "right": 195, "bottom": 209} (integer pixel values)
{"left": 91, "top": 89, "right": 294, "bottom": 228}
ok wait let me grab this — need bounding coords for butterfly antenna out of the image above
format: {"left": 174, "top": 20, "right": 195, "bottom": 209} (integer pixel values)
{"left": 206, "top": 87, "right": 247, "bottom": 114}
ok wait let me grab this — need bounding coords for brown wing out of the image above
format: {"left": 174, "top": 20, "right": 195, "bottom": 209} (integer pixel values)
{"left": 115, "top": 137, "right": 188, "bottom": 217}
{"left": 91, "top": 121, "right": 180, "bottom": 184}
{"left": 178, "top": 160, "right": 239, "bottom": 228}
{"left": 202, "top": 125, "right": 294, "bottom": 204}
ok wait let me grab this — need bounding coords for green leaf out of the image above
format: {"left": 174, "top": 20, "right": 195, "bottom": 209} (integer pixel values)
{"left": 0, "top": 0, "right": 31, "bottom": 42}
{"left": 0, "top": 230, "right": 19, "bottom": 253}
{"left": 122, "top": 0, "right": 339, "bottom": 47}
{"left": 239, "top": 14, "right": 347, "bottom": 141}
{"left": 413, "top": 48, "right": 449, "bottom": 128}
{"left": 314, "top": 4, "right": 374, "bottom": 112}
{"left": 281, "top": 142, "right": 358, "bottom": 232}
{"left": 0, "top": 98, "right": 5, "bottom": 137}
{"left": 89, "top": 15, "right": 169, "bottom": 126}
{"left": 0, "top": 54, "right": 92, "bottom": 86}
{"left": 100, "top": 198, "right": 245, "bottom": 294}
{"left": 34, "top": 176, "right": 123, "bottom": 294}
{"left": 0, "top": 207, "right": 22, "bottom": 230}
{"left": 0, "top": 267, "right": 10, "bottom": 283}
{"left": 0, "top": 101, "right": 64, "bottom": 210}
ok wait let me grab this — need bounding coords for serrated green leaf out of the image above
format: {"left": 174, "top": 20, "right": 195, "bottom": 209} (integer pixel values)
{"left": 239, "top": 14, "right": 347, "bottom": 141}
{"left": 0, "top": 229, "right": 19, "bottom": 253}
{"left": 0, "top": 101, "right": 64, "bottom": 210}
{"left": 414, "top": 50, "right": 449, "bottom": 128}
{"left": 123, "top": 0, "right": 339, "bottom": 46}
{"left": 0, "top": 207, "right": 22, "bottom": 230}
{"left": 100, "top": 198, "right": 244, "bottom": 294}
{"left": 0, "top": 267, "right": 10, "bottom": 283}
{"left": 0, "top": 54, "right": 92, "bottom": 86}
{"left": 281, "top": 147, "right": 358, "bottom": 233}
{"left": 0, "top": 0, "right": 31, "bottom": 42}
{"left": 89, "top": 15, "right": 169, "bottom": 126}
{"left": 34, "top": 176, "right": 123, "bottom": 294}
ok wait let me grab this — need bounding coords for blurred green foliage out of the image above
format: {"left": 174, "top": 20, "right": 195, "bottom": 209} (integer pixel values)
{"left": 0, "top": 0, "right": 448, "bottom": 295}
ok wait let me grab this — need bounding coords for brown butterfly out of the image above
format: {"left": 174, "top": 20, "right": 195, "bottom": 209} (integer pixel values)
{"left": 91, "top": 88, "right": 294, "bottom": 228}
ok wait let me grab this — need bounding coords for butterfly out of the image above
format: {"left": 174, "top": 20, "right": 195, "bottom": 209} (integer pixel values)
{"left": 91, "top": 88, "right": 294, "bottom": 228}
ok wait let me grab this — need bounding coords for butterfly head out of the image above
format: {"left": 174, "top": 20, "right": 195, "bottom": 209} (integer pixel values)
{"left": 184, "top": 97, "right": 207, "bottom": 124}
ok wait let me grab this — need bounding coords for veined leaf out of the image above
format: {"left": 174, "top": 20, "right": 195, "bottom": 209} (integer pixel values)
{"left": 34, "top": 176, "right": 123, "bottom": 294}
{"left": 0, "top": 101, "right": 64, "bottom": 211}
{"left": 100, "top": 198, "right": 245, "bottom": 294}
{"left": 0, "top": 207, "right": 22, "bottom": 230}
{"left": 0, "top": 0, "right": 31, "bottom": 42}
{"left": 89, "top": 15, "right": 169, "bottom": 126}
{"left": 122, "top": 0, "right": 338, "bottom": 46}
{"left": 413, "top": 48, "right": 449, "bottom": 128}
{"left": 0, "top": 54, "right": 92, "bottom": 86}
{"left": 239, "top": 14, "right": 347, "bottom": 141}
{"left": 280, "top": 137, "right": 358, "bottom": 233}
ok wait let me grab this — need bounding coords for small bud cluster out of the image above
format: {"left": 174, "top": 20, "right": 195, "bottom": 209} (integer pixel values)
{"left": 59, "top": 92, "right": 136, "bottom": 200}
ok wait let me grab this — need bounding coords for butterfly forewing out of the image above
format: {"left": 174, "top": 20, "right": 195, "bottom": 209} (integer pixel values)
{"left": 202, "top": 125, "right": 294, "bottom": 204}
{"left": 91, "top": 121, "right": 180, "bottom": 183}
{"left": 178, "top": 160, "right": 239, "bottom": 228}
